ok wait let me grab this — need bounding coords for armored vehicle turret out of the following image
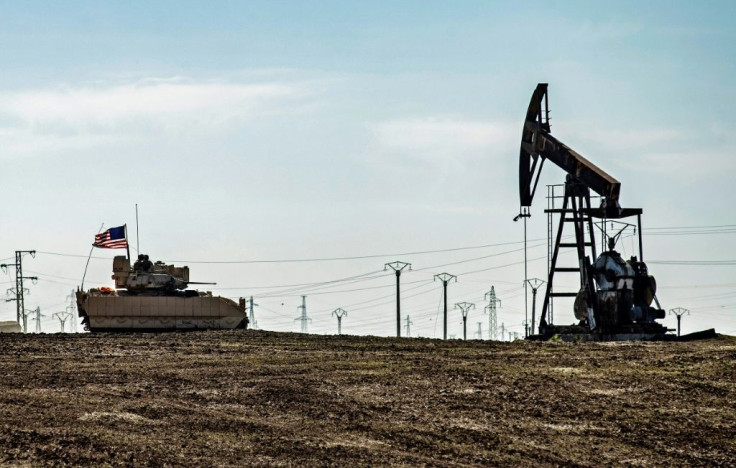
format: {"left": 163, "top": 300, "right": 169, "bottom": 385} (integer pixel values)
{"left": 113, "top": 255, "right": 209, "bottom": 295}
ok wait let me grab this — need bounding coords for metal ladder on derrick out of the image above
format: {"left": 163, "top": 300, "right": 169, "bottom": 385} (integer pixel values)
{"left": 540, "top": 178, "right": 599, "bottom": 332}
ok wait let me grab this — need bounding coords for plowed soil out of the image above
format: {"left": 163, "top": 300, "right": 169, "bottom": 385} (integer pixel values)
{"left": 1, "top": 330, "right": 734, "bottom": 466}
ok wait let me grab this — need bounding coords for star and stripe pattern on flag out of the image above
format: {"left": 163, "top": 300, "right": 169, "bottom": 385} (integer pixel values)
{"left": 93, "top": 225, "right": 128, "bottom": 249}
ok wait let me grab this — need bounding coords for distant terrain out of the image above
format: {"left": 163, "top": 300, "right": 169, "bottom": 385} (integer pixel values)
{"left": 0, "top": 331, "right": 734, "bottom": 466}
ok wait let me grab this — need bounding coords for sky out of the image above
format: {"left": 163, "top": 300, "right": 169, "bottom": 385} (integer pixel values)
{"left": 0, "top": 1, "right": 734, "bottom": 337}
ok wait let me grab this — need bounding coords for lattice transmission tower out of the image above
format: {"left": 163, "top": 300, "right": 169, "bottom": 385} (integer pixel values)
{"left": 1, "top": 250, "right": 37, "bottom": 332}
{"left": 484, "top": 286, "right": 501, "bottom": 340}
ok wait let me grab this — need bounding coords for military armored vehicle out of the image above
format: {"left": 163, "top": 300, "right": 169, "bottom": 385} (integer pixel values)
{"left": 76, "top": 255, "right": 248, "bottom": 332}
{"left": 0, "top": 321, "right": 21, "bottom": 333}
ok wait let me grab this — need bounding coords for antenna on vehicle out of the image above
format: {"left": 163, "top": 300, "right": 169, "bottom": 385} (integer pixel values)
{"left": 135, "top": 203, "right": 140, "bottom": 256}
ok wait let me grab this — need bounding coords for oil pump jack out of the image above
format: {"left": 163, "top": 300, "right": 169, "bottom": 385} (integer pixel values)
{"left": 518, "top": 83, "right": 667, "bottom": 339}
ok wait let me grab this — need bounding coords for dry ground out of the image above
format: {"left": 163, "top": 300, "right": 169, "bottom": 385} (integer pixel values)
{"left": 0, "top": 330, "right": 734, "bottom": 466}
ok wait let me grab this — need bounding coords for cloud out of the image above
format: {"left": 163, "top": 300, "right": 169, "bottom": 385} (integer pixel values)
{"left": 0, "top": 128, "right": 118, "bottom": 155}
{"left": 365, "top": 117, "right": 517, "bottom": 175}
{"left": 0, "top": 77, "right": 313, "bottom": 156}
{"left": 557, "top": 120, "right": 734, "bottom": 182}
{"left": 370, "top": 117, "right": 514, "bottom": 155}
{"left": 618, "top": 151, "right": 735, "bottom": 182}
{"left": 558, "top": 121, "right": 680, "bottom": 153}
{"left": 570, "top": 20, "right": 643, "bottom": 43}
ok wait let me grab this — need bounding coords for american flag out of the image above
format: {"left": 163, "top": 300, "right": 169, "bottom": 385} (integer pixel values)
{"left": 93, "top": 225, "right": 128, "bottom": 249}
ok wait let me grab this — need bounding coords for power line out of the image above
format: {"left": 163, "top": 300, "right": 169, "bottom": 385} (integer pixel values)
{"left": 321, "top": 281, "right": 436, "bottom": 315}
{"left": 220, "top": 241, "right": 550, "bottom": 298}
{"left": 413, "top": 241, "right": 548, "bottom": 273}
{"left": 216, "top": 272, "right": 388, "bottom": 291}
{"left": 244, "top": 254, "right": 541, "bottom": 327}
{"left": 254, "top": 272, "right": 395, "bottom": 298}
{"left": 645, "top": 223, "right": 736, "bottom": 230}
{"left": 36, "top": 251, "right": 109, "bottom": 260}
{"left": 250, "top": 270, "right": 388, "bottom": 298}
{"left": 647, "top": 260, "right": 736, "bottom": 265}
{"left": 32, "top": 224, "right": 736, "bottom": 268}
{"left": 158, "top": 239, "right": 544, "bottom": 264}
{"left": 645, "top": 230, "right": 736, "bottom": 236}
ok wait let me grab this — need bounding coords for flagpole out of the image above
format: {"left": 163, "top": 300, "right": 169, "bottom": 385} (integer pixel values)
{"left": 124, "top": 224, "right": 131, "bottom": 261}
{"left": 81, "top": 223, "right": 104, "bottom": 291}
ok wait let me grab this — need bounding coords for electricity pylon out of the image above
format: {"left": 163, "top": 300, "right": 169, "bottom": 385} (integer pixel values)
{"left": 526, "top": 278, "right": 546, "bottom": 335}
{"left": 332, "top": 308, "right": 347, "bottom": 335}
{"left": 669, "top": 307, "right": 690, "bottom": 337}
{"left": 434, "top": 273, "right": 457, "bottom": 340}
{"left": 484, "top": 286, "right": 501, "bottom": 340}
{"left": 1, "top": 250, "right": 38, "bottom": 332}
{"left": 66, "top": 290, "right": 78, "bottom": 333}
{"left": 404, "top": 315, "right": 413, "bottom": 337}
{"left": 474, "top": 322, "right": 483, "bottom": 340}
{"left": 294, "top": 295, "right": 311, "bottom": 333}
{"left": 29, "top": 307, "right": 45, "bottom": 333}
{"left": 455, "top": 302, "right": 475, "bottom": 340}
{"left": 248, "top": 296, "right": 259, "bottom": 330}
{"left": 53, "top": 310, "right": 73, "bottom": 332}
{"left": 385, "top": 261, "right": 411, "bottom": 337}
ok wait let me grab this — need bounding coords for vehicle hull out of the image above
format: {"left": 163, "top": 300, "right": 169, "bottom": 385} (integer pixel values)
{"left": 0, "top": 321, "right": 22, "bottom": 333}
{"left": 77, "top": 293, "right": 247, "bottom": 332}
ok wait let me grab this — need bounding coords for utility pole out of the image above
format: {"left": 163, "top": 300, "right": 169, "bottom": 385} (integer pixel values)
{"left": 66, "top": 290, "right": 77, "bottom": 333}
{"left": 29, "top": 307, "right": 45, "bottom": 333}
{"left": 475, "top": 322, "right": 483, "bottom": 340}
{"left": 404, "top": 315, "right": 413, "bottom": 337}
{"left": 1, "top": 250, "right": 37, "bottom": 332}
{"left": 53, "top": 310, "right": 72, "bottom": 332}
{"left": 332, "top": 308, "right": 347, "bottom": 335}
{"left": 455, "top": 302, "right": 475, "bottom": 340}
{"left": 248, "top": 296, "right": 259, "bottom": 330}
{"left": 385, "top": 261, "right": 411, "bottom": 337}
{"left": 500, "top": 322, "right": 506, "bottom": 342}
{"left": 514, "top": 208, "right": 531, "bottom": 343}
{"left": 526, "top": 278, "right": 546, "bottom": 335}
{"left": 434, "top": 273, "right": 457, "bottom": 340}
{"left": 484, "top": 286, "right": 501, "bottom": 340}
{"left": 294, "top": 295, "right": 311, "bottom": 333}
{"left": 669, "top": 307, "right": 690, "bottom": 337}
{"left": 522, "top": 319, "right": 529, "bottom": 338}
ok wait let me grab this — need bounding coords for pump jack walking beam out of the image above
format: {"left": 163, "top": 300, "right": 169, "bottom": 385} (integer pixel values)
{"left": 519, "top": 83, "right": 621, "bottom": 216}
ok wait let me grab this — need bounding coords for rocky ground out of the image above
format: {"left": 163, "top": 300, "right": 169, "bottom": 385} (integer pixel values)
{"left": 0, "top": 330, "right": 734, "bottom": 466}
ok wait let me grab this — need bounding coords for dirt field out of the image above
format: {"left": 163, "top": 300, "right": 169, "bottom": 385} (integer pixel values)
{"left": 0, "top": 330, "right": 734, "bottom": 467}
